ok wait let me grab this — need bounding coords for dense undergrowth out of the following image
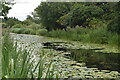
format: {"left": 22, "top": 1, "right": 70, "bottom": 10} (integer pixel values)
{"left": 45, "top": 27, "right": 119, "bottom": 47}
{"left": 11, "top": 22, "right": 48, "bottom": 36}
{"left": 3, "top": 2, "right": 119, "bottom": 49}
{"left": 11, "top": 28, "right": 47, "bottom": 35}
{"left": 10, "top": 25, "right": 119, "bottom": 48}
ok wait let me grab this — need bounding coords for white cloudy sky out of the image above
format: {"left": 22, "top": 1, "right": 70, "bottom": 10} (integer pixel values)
{"left": 7, "top": 0, "right": 45, "bottom": 21}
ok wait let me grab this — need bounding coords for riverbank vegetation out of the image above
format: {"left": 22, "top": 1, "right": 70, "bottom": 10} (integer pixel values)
{"left": 2, "top": 32, "right": 56, "bottom": 78}
{"left": 45, "top": 27, "right": 119, "bottom": 47}
{"left": 34, "top": 2, "right": 120, "bottom": 48}
{"left": 1, "top": 1, "right": 120, "bottom": 79}
{"left": 2, "top": 2, "right": 120, "bottom": 47}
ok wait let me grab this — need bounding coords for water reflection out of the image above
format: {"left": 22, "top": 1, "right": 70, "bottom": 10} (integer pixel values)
{"left": 69, "top": 49, "right": 120, "bottom": 72}
{"left": 42, "top": 41, "right": 120, "bottom": 72}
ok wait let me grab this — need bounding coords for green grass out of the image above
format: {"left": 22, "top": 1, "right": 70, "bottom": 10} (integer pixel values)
{"left": 45, "top": 27, "right": 119, "bottom": 47}
{"left": 2, "top": 32, "right": 57, "bottom": 79}
{"left": 11, "top": 28, "right": 36, "bottom": 35}
{"left": 11, "top": 26, "right": 119, "bottom": 47}
{"left": 11, "top": 28, "right": 47, "bottom": 36}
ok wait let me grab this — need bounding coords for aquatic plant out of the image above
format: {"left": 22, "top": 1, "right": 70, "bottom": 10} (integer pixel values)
{"left": 2, "top": 32, "right": 57, "bottom": 79}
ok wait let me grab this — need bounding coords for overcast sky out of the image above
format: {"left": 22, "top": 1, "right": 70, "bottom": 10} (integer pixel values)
{"left": 7, "top": 0, "right": 45, "bottom": 21}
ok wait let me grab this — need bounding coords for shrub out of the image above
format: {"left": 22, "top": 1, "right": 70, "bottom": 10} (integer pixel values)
{"left": 11, "top": 28, "right": 24, "bottom": 34}
{"left": 11, "top": 28, "right": 37, "bottom": 35}
{"left": 12, "top": 24, "right": 23, "bottom": 28}
{"left": 36, "top": 29, "right": 48, "bottom": 36}
{"left": 26, "top": 23, "right": 43, "bottom": 30}
{"left": 22, "top": 28, "right": 34, "bottom": 34}
{"left": 45, "top": 27, "right": 119, "bottom": 47}
{"left": 87, "top": 18, "right": 107, "bottom": 29}
{"left": 108, "top": 33, "right": 119, "bottom": 47}
{"left": 86, "top": 27, "right": 109, "bottom": 44}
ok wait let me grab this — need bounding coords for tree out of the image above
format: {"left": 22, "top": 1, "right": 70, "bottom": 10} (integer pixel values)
{"left": 34, "top": 2, "right": 117, "bottom": 30}
{"left": 108, "top": 2, "right": 120, "bottom": 34}
{"left": 0, "top": 0, "right": 14, "bottom": 19}
{"left": 2, "top": 17, "right": 21, "bottom": 28}
{"left": 34, "top": 2, "right": 72, "bottom": 31}
{"left": 57, "top": 3, "right": 104, "bottom": 28}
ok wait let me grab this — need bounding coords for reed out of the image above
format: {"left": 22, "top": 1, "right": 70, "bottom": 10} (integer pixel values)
{"left": 2, "top": 32, "right": 57, "bottom": 79}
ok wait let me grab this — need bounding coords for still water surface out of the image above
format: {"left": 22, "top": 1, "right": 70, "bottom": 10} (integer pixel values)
{"left": 43, "top": 41, "right": 120, "bottom": 72}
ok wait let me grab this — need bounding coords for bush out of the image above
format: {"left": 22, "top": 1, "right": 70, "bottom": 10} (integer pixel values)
{"left": 36, "top": 29, "right": 48, "bottom": 36}
{"left": 87, "top": 18, "right": 107, "bottom": 29}
{"left": 12, "top": 24, "right": 23, "bottom": 28}
{"left": 11, "top": 28, "right": 24, "bottom": 34}
{"left": 11, "top": 28, "right": 36, "bottom": 35}
{"left": 86, "top": 27, "right": 109, "bottom": 44}
{"left": 22, "top": 28, "right": 32, "bottom": 34}
{"left": 26, "top": 23, "right": 43, "bottom": 30}
{"left": 45, "top": 27, "right": 119, "bottom": 47}
{"left": 108, "top": 33, "right": 119, "bottom": 46}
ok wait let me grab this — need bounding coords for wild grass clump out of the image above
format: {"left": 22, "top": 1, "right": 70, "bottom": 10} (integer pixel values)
{"left": 11, "top": 22, "right": 48, "bottom": 36}
{"left": 85, "top": 27, "right": 109, "bottom": 44}
{"left": 36, "top": 29, "right": 48, "bottom": 36}
{"left": 2, "top": 32, "right": 57, "bottom": 78}
{"left": 108, "top": 33, "right": 119, "bottom": 47}
{"left": 11, "top": 28, "right": 48, "bottom": 36}
{"left": 11, "top": 28, "right": 35, "bottom": 35}
{"left": 45, "top": 27, "right": 119, "bottom": 47}
{"left": 12, "top": 23, "right": 24, "bottom": 28}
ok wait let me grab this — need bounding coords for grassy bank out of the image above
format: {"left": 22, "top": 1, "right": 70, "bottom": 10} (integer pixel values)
{"left": 10, "top": 22, "right": 48, "bottom": 36}
{"left": 11, "top": 28, "right": 47, "bottom": 36}
{"left": 10, "top": 26, "right": 119, "bottom": 48}
{"left": 45, "top": 27, "right": 119, "bottom": 47}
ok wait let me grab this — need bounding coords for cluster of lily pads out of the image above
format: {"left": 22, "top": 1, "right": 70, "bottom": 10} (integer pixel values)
{"left": 42, "top": 49, "right": 120, "bottom": 78}
{"left": 10, "top": 33, "right": 120, "bottom": 79}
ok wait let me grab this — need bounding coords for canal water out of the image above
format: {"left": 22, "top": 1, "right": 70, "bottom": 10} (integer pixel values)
{"left": 42, "top": 41, "right": 120, "bottom": 72}
{"left": 10, "top": 33, "right": 120, "bottom": 78}
{"left": 69, "top": 49, "right": 120, "bottom": 72}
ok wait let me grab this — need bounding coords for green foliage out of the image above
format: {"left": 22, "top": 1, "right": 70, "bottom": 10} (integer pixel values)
{"left": 56, "top": 14, "right": 70, "bottom": 27}
{"left": 36, "top": 29, "right": 48, "bottom": 36}
{"left": 86, "top": 27, "right": 109, "bottom": 44}
{"left": 108, "top": 33, "right": 119, "bottom": 46}
{"left": 35, "top": 2, "right": 106, "bottom": 29}
{"left": 12, "top": 20, "right": 46, "bottom": 35}
{"left": 26, "top": 23, "right": 42, "bottom": 30}
{"left": 69, "top": 3, "right": 104, "bottom": 27}
{"left": 11, "top": 28, "right": 35, "bottom": 35}
{"left": 11, "top": 28, "right": 22, "bottom": 34}
{"left": 107, "top": 2, "right": 120, "bottom": 34}
{"left": 0, "top": 2, "right": 12, "bottom": 18}
{"left": 2, "top": 17, "right": 22, "bottom": 28}
{"left": 2, "top": 34, "right": 33, "bottom": 78}
{"left": 86, "top": 18, "right": 107, "bottom": 29}
{"left": 35, "top": 2, "right": 72, "bottom": 30}
{"left": 46, "top": 27, "right": 89, "bottom": 41}
{"left": 45, "top": 27, "right": 118, "bottom": 47}
{"left": 10, "top": 2, "right": 119, "bottom": 47}
{"left": 11, "top": 16, "right": 47, "bottom": 35}
{"left": 22, "top": 19, "right": 33, "bottom": 26}
{"left": 2, "top": 32, "right": 57, "bottom": 78}
{"left": 12, "top": 23, "right": 23, "bottom": 28}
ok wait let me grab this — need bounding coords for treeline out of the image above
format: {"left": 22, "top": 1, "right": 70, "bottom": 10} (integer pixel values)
{"left": 33, "top": 2, "right": 119, "bottom": 47}
{"left": 2, "top": 2, "right": 119, "bottom": 34}
{"left": 2, "top": 16, "right": 47, "bottom": 35}
{"left": 2, "top": 2, "right": 120, "bottom": 47}
{"left": 34, "top": 2, "right": 119, "bottom": 34}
